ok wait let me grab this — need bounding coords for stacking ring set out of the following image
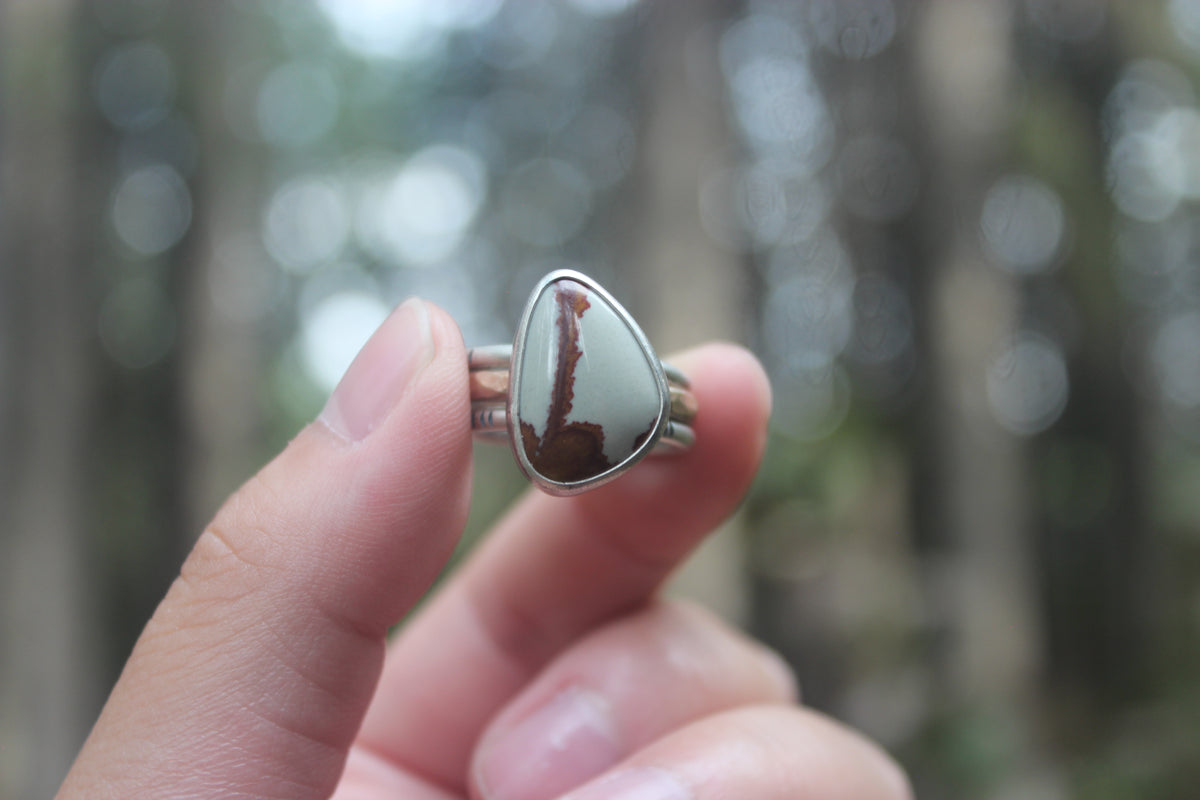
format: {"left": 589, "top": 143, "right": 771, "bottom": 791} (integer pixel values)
{"left": 468, "top": 270, "right": 697, "bottom": 496}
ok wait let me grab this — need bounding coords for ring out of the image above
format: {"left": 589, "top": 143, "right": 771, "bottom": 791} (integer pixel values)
{"left": 469, "top": 269, "right": 697, "bottom": 496}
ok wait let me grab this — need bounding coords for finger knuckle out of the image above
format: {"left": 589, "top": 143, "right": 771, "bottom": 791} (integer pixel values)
{"left": 743, "top": 705, "right": 913, "bottom": 800}
{"left": 642, "top": 600, "right": 799, "bottom": 701}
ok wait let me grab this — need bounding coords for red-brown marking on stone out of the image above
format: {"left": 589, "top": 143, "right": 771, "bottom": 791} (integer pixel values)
{"left": 523, "top": 419, "right": 610, "bottom": 483}
{"left": 548, "top": 280, "right": 590, "bottom": 425}
{"left": 523, "top": 279, "right": 613, "bottom": 483}
{"left": 631, "top": 421, "right": 657, "bottom": 453}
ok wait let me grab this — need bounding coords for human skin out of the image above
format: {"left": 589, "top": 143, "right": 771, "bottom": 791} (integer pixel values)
{"left": 56, "top": 299, "right": 912, "bottom": 800}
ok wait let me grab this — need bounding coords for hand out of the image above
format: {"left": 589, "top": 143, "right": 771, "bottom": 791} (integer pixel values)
{"left": 57, "top": 299, "right": 910, "bottom": 800}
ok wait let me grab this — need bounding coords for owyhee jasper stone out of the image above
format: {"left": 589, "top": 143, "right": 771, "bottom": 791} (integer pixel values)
{"left": 509, "top": 271, "right": 669, "bottom": 493}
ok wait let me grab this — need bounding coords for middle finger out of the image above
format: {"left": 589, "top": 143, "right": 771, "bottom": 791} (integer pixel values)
{"left": 356, "top": 344, "right": 771, "bottom": 791}
{"left": 469, "top": 599, "right": 797, "bottom": 800}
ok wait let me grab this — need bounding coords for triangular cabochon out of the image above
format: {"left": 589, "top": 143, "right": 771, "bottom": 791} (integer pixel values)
{"left": 514, "top": 277, "right": 663, "bottom": 485}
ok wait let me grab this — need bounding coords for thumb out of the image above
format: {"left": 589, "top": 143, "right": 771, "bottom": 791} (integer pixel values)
{"left": 58, "top": 299, "right": 473, "bottom": 799}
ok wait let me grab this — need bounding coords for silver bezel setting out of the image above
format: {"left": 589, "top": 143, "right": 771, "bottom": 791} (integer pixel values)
{"left": 507, "top": 269, "right": 671, "bottom": 496}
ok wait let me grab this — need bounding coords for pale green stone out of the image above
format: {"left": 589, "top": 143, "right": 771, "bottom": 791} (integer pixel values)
{"left": 514, "top": 277, "right": 662, "bottom": 484}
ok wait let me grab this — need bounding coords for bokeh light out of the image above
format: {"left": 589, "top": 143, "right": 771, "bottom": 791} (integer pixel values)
{"left": 256, "top": 61, "right": 341, "bottom": 148}
{"left": 836, "top": 135, "right": 920, "bottom": 222}
{"left": 299, "top": 289, "right": 391, "bottom": 393}
{"left": 986, "top": 332, "right": 1070, "bottom": 436}
{"left": 849, "top": 273, "right": 912, "bottom": 367}
{"left": 1153, "top": 311, "right": 1200, "bottom": 410}
{"left": 981, "top": 174, "right": 1066, "bottom": 275}
{"left": 728, "top": 55, "right": 832, "bottom": 162}
{"left": 1024, "top": 0, "right": 1106, "bottom": 42}
{"left": 264, "top": 175, "right": 351, "bottom": 273}
{"left": 316, "top": 0, "right": 501, "bottom": 61}
{"left": 97, "top": 277, "right": 176, "bottom": 370}
{"left": 362, "top": 145, "right": 487, "bottom": 266}
{"left": 500, "top": 157, "right": 592, "bottom": 247}
{"left": 93, "top": 41, "right": 175, "bottom": 132}
{"left": 1169, "top": 0, "right": 1200, "bottom": 53}
{"left": 110, "top": 164, "right": 192, "bottom": 256}
{"left": 763, "top": 264, "right": 856, "bottom": 372}
{"left": 808, "top": 0, "right": 897, "bottom": 60}
{"left": 773, "top": 363, "right": 853, "bottom": 441}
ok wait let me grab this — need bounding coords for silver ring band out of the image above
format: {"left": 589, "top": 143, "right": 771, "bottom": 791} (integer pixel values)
{"left": 468, "top": 269, "right": 697, "bottom": 496}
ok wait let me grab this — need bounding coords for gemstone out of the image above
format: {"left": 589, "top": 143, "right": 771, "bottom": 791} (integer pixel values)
{"left": 512, "top": 275, "right": 665, "bottom": 487}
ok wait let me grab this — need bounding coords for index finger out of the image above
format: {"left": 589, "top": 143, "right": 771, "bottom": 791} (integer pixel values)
{"left": 354, "top": 343, "right": 771, "bottom": 792}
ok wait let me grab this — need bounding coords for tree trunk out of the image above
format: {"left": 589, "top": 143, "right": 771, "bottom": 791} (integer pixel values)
{"left": 904, "top": 2, "right": 1044, "bottom": 794}
{"left": 176, "top": 4, "right": 271, "bottom": 540}
{"left": 0, "top": 1, "right": 101, "bottom": 795}
{"left": 627, "top": 0, "right": 750, "bottom": 624}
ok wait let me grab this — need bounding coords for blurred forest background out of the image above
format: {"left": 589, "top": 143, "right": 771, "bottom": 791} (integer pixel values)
{"left": 4, "top": 0, "right": 1200, "bottom": 797}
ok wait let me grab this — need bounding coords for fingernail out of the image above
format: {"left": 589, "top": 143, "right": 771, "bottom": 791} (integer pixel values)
{"left": 320, "top": 298, "right": 433, "bottom": 441}
{"left": 560, "top": 767, "right": 692, "bottom": 800}
{"left": 476, "top": 687, "right": 623, "bottom": 800}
